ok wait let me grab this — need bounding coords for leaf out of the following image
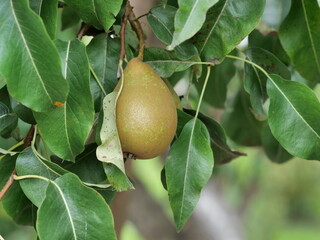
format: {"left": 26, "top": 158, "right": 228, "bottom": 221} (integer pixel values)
{"left": 29, "top": 0, "right": 58, "bottom": 39}
{"left": 178, "top": 109, "right": 244, "bottom": 165}
{"left": 0, "top": 0, "right": 68, "bottom": 112}
{"left": 279, "top": 0, "right": 320, "bottom": 82}
{"left": 147, "top": 5, "right": 198, "bottom": 60}
{"left": 37, "top": 173, "right": 116, "bottom": 240}
{"left": 244, "top": 48, "right": 291, "bottom": 119}
{"left": 165, "top": 118, "right": 214, "bottom": 231}
{"left": 63, "top": 0, "right": 123, "bottom": 31}
{"left": 267, "top": 74, "right": 320, "bottom": 160}
{"left": 0, "top": 102, "right": 18, "bottom": 137}
{"left": 144, "top": 47, "right": 200, "bottom": 78}
{"left": 0, "top": 154, "right": 16, "bottom": 189}
{"left": 1, "top": 154, "right": 36, "bottom": 226}
{"left": 195, "top": 54, "right": 236, "bottom": 108}
{"left": 261, "top": 123, "right": 292, "bottom": 164}
{"left": 248, "top": 29, "right": 290, "bottom": 65}
{"left": 34, "top": 40, "right": 94, "bottom": 161}
{"left": 87, "top": 33, "right": 120, "bottom": 94}
{"left": 16, "top": 147, "right": 68, "bottom": 207}
{"left": 167, "top": 0, "right": 218, "bottom": 50}
{"left": 53, "top": 144, "right": 107, "bottom": 184}
{"left": 96, "top": 92, "right": 134, "bottom": 191}
{"left": 61, "top": 6, "right": 80, "bottom": 31}
{"left": 194, "top": 0, "right": 266, "bottom": 61}
{"left": 222, "top": 87, "right": 264, "bottom": 146}
{"left": 12, "top": 102, "right": 36, "bottom": 125}
{"left": 2, "top": 182, "right": 36, "bottom": 226}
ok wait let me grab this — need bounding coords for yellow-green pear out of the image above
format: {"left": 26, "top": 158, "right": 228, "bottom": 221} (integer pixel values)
{"left": 116, "top": 58, "right": 177, "bottom": 159}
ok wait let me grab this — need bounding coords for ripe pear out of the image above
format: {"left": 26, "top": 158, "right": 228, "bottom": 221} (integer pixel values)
{"left": 116, "top": 58, "right": 177, "bottom": 159}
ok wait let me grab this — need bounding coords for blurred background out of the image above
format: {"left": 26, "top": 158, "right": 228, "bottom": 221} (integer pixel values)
{"left": 2, "top": 0, "right": 320, "bottom": 240}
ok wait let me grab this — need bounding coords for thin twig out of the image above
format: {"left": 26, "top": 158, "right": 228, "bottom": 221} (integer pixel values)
{"left": 119, "top": 1, "right": 132, "bottom": 61}
{"left": 77, "top": 23, "right": 91, "bottom": 40}
{"left": 128, "top": 7, "right": 145, "bottom": 60}
{"left": 0, "top": 126, "right": 35, "bottom": 201}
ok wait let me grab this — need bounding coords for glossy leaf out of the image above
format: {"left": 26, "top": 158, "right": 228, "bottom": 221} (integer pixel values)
{"left": 37, "top": 173, "right": 116, "bottom": 240}
{"left": 267, "top": 74, "right": 320, "bottom": 160}
{"left": 0, "top": 0, "right": 68, "bottom": 112}
{"left": 87, "top": 33, "right": 120, "bottom": 94}
{"left": 194, "top": 0, "right": 266, "bottom": 61}
{"left": 12, "top": 102, "right": 36, "bottom": 125}
{"left": 165, "top": 118, "right": 214, "bottom": 231}
{"left": 2, "top": 182, "right": 36, "bottom": 226}
{"left": 0, "top": 102, "right": 18, "bottom": 137}
{"left": 168, "top": 0, "right": 218, "bottom": 50}
{"left": 178, "top": 110, "right": 244, "bottom": 165}
{"left": 222, "top": 88, "right": 264, "bottom": 146}
{"left": 29, "top": 0, "right": 58, "bottom": 39}
{"left": 279, "top": 0, "right": 320, "bottom": 82}
{"left": 16, "top": 147, "right": 67, "bottom": 207}
{"left": 34, "top": 40, "right": 94, "bottom": 161}
{"left": 147, "top": 5, "right": 198, "bottom": 60}
{"left": 64, "top": 0, "right": 123, "bottom": 31}
{"left": 144, "top": 47, "right": 200, "bottom": 78}
{"left": 244, "top": 48, "right": 291, "bottom": 119}
{"left": 96, "top": 92, "right": 134, "bottom": 191}
{"left": 262, "top": 123, "right": 292, "bottom": 164}
{"left": 248, "top": 29, "right": 290, "bottom": 65}
{"left": 61, "top": 6, "right": 80, "bottom": 30}
{"left": 0, "top": 155, "right": 16, "bottom": 190}
{"left": 196, "top": 55, "right": 236, "bottom": 108}
{"left": 55, "top": 144, "right": 106, "bottom": 184}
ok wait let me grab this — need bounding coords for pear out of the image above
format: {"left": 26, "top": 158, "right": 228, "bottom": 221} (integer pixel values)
{"left": 116, "top": 58, "right": 177, "bottom": 159}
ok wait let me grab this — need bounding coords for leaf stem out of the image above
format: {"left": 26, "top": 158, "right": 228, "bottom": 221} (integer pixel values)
{"left": 90, "top": 66, "right": 107, "bottom": 96}
{"left": 14, "top": 174, "right": 50, "bottom": 182}
{"left": 194, "top": 66, "right": 211, "bottom": 120}
{"left": 128, "top": 5, "right": 145, "bottom": 60}
{"left": 119, "top": 1, "right": 132, "bottom": 61}
{"left": 225, "top": 55, "right": 271, "bottom": 81}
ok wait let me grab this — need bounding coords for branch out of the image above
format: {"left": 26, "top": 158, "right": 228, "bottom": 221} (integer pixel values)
{"left": 128, "top": 6, "right": 145, "bottom": 60}
{"left": 0, "top": 126, "right": 35, "bottom": 201}
{"left": 119, "top": 1, "right": 132, "bottom": 61}
{"left": 77, "top": 23, "right": 91, "bottom": 40}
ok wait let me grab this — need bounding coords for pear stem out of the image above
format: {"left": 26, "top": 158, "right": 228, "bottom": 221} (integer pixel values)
{"left": 128, "top": 7, "right": 145, "bottom": 60}
{"left": 119, "top": 1, "right": 132, "bottom": 61}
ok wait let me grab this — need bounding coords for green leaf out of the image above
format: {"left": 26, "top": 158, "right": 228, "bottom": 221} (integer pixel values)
{"left": 87, "top": 33, "right": 120, "bottom": 94}
{"left": 29, "top": 0, "right": 58, "bottom": 39}
{"left": 0, "top": 154, "right": 16, "bottom": 189}
{"left": 0, "top": 154, "right": 35, "bottom": 225}
{"left": 54, "top": 144, "right": 106, "bottom": 184}
{"left": 222, "top": 87, "right": 264, "bottom": 146}
{"left": 248, "top": 29, "right": 290, "bottom": 65}
{"left": 34, "top": 40, "right": 94, "bottom": 161}
{"left": 96, "top": 92, "right": 134, "bottom": 191}
{"left": 262, "top": 123, "right": 292, "bottom": 164}
{"left": 16, "top": 147, "right": 68, "bottom": 207}
{"left": 267, "top": 74, "right": 320, "bottom": 160}
{"left": 178, "top": 109, "right": 244, "bottom": 165}
{"left": 2, "top": 182, "right": 36, "bottom": 226}
{"left": 37, "top": 173, "right": 116, "bottom": 240}
{"left": 194, "top": 0, "right": 266, "bottom": 61}
{"left": 147, "top": 5, "right": 198, "bottom": 60}
{"left": 61, "top": 5, "right": 80, "bottom": 31}
{"left": 0, "top": 0, "right": 68, "bottom": 112}
{"left": 168, "top": 0, "right": 218, "bottom": 50}
{"left": 279, "top": 0, "right": 320, "bottom": 82}
{"left": 244, "top": 48, "right": 291, "bottom": 119}
{"left": 165, "top": 118, "right": 214, "bottom": 231}
{"left": 0, "top": 102, "right": 18, "bottom": 137}
{"left": 12, "top": 102, "right": 36, "bottom": 125}
{"left": 63, "top": 0, "right": 123, "bottom": 31}
{"left": 195, "top": 55, "right": 236, "bottom": 108}
{"left": 144, "top": 47, "right": 200, "bottom": 78}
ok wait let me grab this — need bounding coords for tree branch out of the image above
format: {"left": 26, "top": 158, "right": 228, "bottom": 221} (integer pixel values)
{"left": 128, "top": 7, "right": 145, "bottom": 60}
{"left": 0, "top": 126, "right": 35, "bottom": 201}
{"left": 119, "top": 1, "right": 132, "bottom": 61}
{"left": 77, "top": 23, "right": 91, "bottom": 40}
